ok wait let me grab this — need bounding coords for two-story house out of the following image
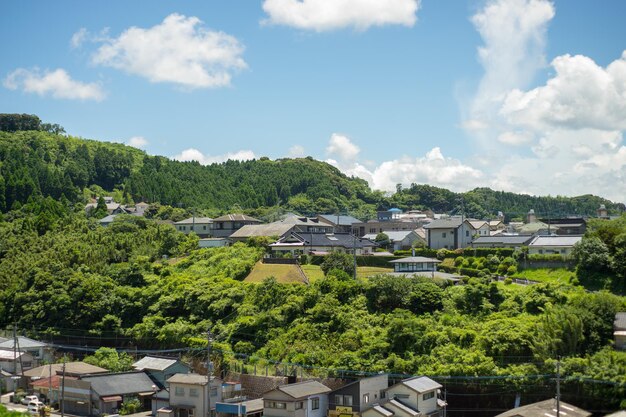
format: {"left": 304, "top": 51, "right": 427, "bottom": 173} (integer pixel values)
{"left": 133, "top": 356, "right": 190, "bottom": 389}
{"left": 327, "top": 374, "right": 388, "bottom": 417}
{"left": 362, "top": 376, "right": 445, "bottom": 417}
{"left": 0, "top": 336, "right": 51, "bottom": 366}
{"left": 423, "top": 218, "right": 475, "bottom": 250}
{"left": 212, "top": 214, "right": 262, "bottom": 238}
{"left": 174, "top": 218, "right": 214, "bottom": 238}
{"left": 165, "top": 373, "right": 223, "bottom": 417}
{"left": 263, "top": 380, "right": 331, "bottom": 417}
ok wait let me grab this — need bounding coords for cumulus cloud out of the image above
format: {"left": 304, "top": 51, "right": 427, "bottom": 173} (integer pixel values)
{"left": 326, "top": 133, "right": 360, "bottom": 160}
{"left": 288, "top": 145, "right": 306, "bottom": 157}
{"left": 91, "top": 14, "right": 247, "bottom": 89}
{"left": 3, "top": 68, "right": 105, "bottom": 101}
{"left": 127, "top": 136, "right": 148, "bottom": 148}
{"left": 262, "top": 0, "right": 420, "bottom": 31}
{"left": 501, "top": 51, "right": 626, "bottom": 131}
{"left": 71, "top": 28, "right": 88, "bottom": 48}
{"left": 173, "top": 148, "right": 256, "bottom": 165}
{"left": 463, "top": 0, "right": 554, "bottom": 133}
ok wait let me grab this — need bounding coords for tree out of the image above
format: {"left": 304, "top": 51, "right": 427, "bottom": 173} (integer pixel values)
{"left": 320, "top": 251, "right": 355, "bottom": 277}
{"left": 91, "top": 196, "right": 108, "bottom": 219}
{"left": 374, "top": 232, "right": 390, "bottom": 249}
{"left": 572, "top": 237, "right": 611, "bottom": 272}
{"left": 83, "top": 347, "right": 134, "bottom": 372}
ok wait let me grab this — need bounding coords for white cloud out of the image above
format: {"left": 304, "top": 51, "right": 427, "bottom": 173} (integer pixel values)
{"left": 71, "top": 28, "right": 88, "bottom": 48}
{"left": 288, "top": 145, "right": 306, "bottom": 157}
{"left": 461, "top": 119, "right": 489, "bottom": 132}
{"left": 173, "top": 148, "right": 256, "bottom": 165}
{"left": 464, "top": 0, "right": 554, "bottom": 134}
{"left": 497, "top": 130, "right": 534, "bottom": 145}
{"left": 3, "top": 68, "right": 105, "bottom": 101}
{"left": 127, "top": 136, "right": 148, "bottom": 148}
{"left": 91, "top": 13, "right": 246, "bottom": 89}
{"left": 326, "top": 133, "right": 360, "bottom": 160}
{"left": 501, "top": 51, "right": 626, "bottom": 131}
{"left": 262, "top": 0, "right": 420, "bottom": 31}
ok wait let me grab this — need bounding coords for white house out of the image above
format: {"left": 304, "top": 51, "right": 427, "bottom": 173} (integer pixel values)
{"left": 174, "top": 218, "right": 214, "bottom": 238}
{"left": 164, "top": 373, "right": 223, "bottom": 417}
{"left": 362, "top": 230, "right": 425, "bottom": 252}
{"left": 468, "top": 221, "right": 490, "bottom": 238}
{"left": 423, "top": 218, "right": 475, "bottom": 250}
{"left": 262, "top": 380, "right": 331, "bottom": 417}
{"left": 527, "top": 235, "right": 583, "bottom": 256}
{"left": 362, "top": 376, "right": 445, "bottom": 417}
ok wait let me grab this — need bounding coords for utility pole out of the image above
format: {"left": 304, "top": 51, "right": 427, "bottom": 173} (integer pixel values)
{"left": 207, "top": 330, "right": 213, "bottom": 417}
{"left": 60, "top": 357, "right": 66, "bottom": 417}
{"left": 556, "top": 359, "right": 561, "bottom": 417}
{"left": 352, "top": 234, "right": 357, "bottom": 280}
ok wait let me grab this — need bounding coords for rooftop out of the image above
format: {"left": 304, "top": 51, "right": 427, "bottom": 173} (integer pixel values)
{"left": 318, "top": 214, "right": 362, "bottom": 226}
{"left": 167, "top": 373, "right": 220, "bottom": 385}
{"left": 175, "top": 217, "right": 214, "bottom": 225}
{"left": 24, "top": 362, "right": 108, "bottom": 378}
{"left": 399, "top": 376, "right": 442, "bottom": 393}
{"left": 528, "top": 235, "right": 583, "bottom": 247}
{"left": 0, "top": 336, "right": 47, "bottom": 350}
{"left": 362, "top": 230, "right": 417, "bottom": 241}
{"left": 82, "top": 371, "right": 157, "bottom": 397}
{"left": 274, "top": 380, "right": 331, "bottom": 399}
{"left": 213, "top": 214, "right": 260, "bottom": 222}
{"left": 230, "top": 223, "right": 294, "bottom": 239}
{"left": 389, "top": 257, "right": 441, "bottom": 264}
{"left": 423, "top": 218, "right": 464, "bottom": 229}
{"left": 494, "top": 399, "right": 591, "bottom": 417}
{"left": 133, "top": 356, "right": 181, "bottom": 371}
{"left": 471, "top": 236, "right": 534, "bottom": 245}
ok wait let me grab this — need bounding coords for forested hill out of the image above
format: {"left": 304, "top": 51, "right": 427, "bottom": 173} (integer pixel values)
{"left": 0, "top": 127, "right": 623, "bottom": 219}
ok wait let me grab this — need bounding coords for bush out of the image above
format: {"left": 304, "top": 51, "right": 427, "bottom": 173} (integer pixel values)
{"left": 320, "top": 251, "right": 355, "bottom": 276}
{"left": 454, "top": 256, "right": 464, "bottom": 267}
{"left": 504, "top": 277, "right": 512, "bottom": 285}
{"left": 120, "top": 398, "right": 141, "bottom": 415}
{"left": 506, "top": 265, "right": 517, "bottom": 275}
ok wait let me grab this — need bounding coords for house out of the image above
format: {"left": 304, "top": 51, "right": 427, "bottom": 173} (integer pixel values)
{"left": 133, "top": 356, "right": 191, "bottom": 389}
{"left": 212, "top": 214, "right": 262, "bottom": 238}
{"left": 389, "top": 257, "right": 441, "bottom": 274}
{"left": 134, "top": 202, "right": 150, "bottom": 216}
{"left": 230, "top": 223, "right": 296, "bottom": 242}
{"left": 468, "top": 221, "right": 490, "bottom": 237}
{"left": 598, "top": 204, "right": 610, "bottom": 219}
{"left": 175, "top": 217, "right": 214, "bottom": 238}
{"left": 0, "top": 350, "right": 34, "bottom": 374}
{"left": 494, "top": 399, "right": 591, "bottom": 417}
{"left": 270, "top": 233, "right": 377, "bottom": 256}
{"left": 26, "top": 362, "right": 108, "bottom": 403}
{"left": 362, "top": 376, "right": 445, "bottom": 417}
{"left": 99, "top": 214, "right": 118, "bottom": 227}
{"left": 539, "top": 217, "right": 586, "bottom": 235}
{"left": 515, "top": 221, "right": 559, "bottom": 236}
{"left": 317, "top": 214, "right": 363, "bottom": 234}
{"left": 165, "top": 373, "right": 223, "bottom": 417}
{"left": 199, "top": 238, "right": 230, "bottom": 248}
{"left": 216, "top": 398, "right": 264, "bottom": 417}
{"left": 527, "top": 235, "right": 583, "bottom": 256}
{"left": 328, "top": 374, "right": 388, "bottom": 417}
{"left": 377, "top": 209, "right": 403, "bottom": 221}
{"left": 471, "top": 236, "right": 534, "bottom": 249}
{"left": 615, "top": 312, "right": 626, "bottom": 350}
{"left": 79, "top": 371, "right": 158, "bottom": 416}
{"left": 85, "top": 197, "right": 130, "bottom": 215}
{"left": 262, "top": 380, "right": 331, "bottom": 417}
{"left": 423, "top": 218, "right": 475, "bottom": 250}
{"left": 0, "top": 336, "right": 51, "bottom": 365}
{"left": 362, "top": 231, "right": 425, "bottom": 252}
{"left": 281, "top": 215, "right": 335, "bottom": 234}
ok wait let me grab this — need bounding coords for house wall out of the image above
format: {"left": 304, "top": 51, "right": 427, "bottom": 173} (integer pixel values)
{"left": 358, "top": 375, "right": 388, "bottom": 411}
{"left": 263, "top": 393, "right": 328, "bottom": 417}
{"left": 393, "top": 262, "right": 436, "bottom": 273}
{"left": 0, "top": 352, "right": 34, "bottom": 373}
{"left": 386, "top": 384, "right": 438, "bottom": 415}
{"left": 426, "top": 228, "right": 456, "bottom": 250}
{"left": 170, "top": 381, "right": 222, "bottom": 417}
{"left": 615, "top": 334, "right": 626, "bottom": 350}
{"left": 176, "top": 223, "right": 213, "bottom": 236}
{"left": 528, "top": 246, "right": 575, "bottom": 256}
{"left": 148, "top": 362, "right": 190, "bottom": 388}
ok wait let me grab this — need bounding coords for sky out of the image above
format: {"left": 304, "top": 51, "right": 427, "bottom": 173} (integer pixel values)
{"left": 2, "top": 0, "right": 626, "bottom": 202}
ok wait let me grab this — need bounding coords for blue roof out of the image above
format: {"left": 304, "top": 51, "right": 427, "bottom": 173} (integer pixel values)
{"left": 388, "top": 208, "right": 402, "bottom": 212}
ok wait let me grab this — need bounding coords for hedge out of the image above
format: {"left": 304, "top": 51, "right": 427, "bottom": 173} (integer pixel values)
{"left": 305, "top": 254, "right": 403, "bottom": 268}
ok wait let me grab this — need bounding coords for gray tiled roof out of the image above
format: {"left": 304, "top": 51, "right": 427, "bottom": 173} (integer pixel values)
{"left": 0, "top": 336, "right": 47, "bottom": 350}
{"left": 528, "top": 235, "right": 583, "bottom": 247}
{"left": 400, "top": 376, "right": 441, "bottom": 393}
{"left": 230, "top": 223, "right": 294, "bottom": 238}
{"left": 133, "top": 356, "right": 179, "bottom": 371}
{"left": 175, "top": 217, "right": 214, "bottom": 225}
{"left": 471, "top": 236, "right": 533, "bottom": 245}
{"left": 318, "top": 214, "right": 362, "bottom": 226}
{"left": 278, "top": 381, "right": 331, "bottom": 398}
{"left": 423, "top": 218, "right": 464, "bottom": 229}
{"left": 213, "top": 214, "right": 260, "bottom": 222}
{"left": 495, "top": 399, "right": 590, "bottom": 417}
{"left": 615, "top": 312, "right": 626, "bottom": 330}
{"left": 82, "top": 372, "right": 156, "bottom": 396}
{"left": 274, "top": 233, "right": 377, "bottom": 249}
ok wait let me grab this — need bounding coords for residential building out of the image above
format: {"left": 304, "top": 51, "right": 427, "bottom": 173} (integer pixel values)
{"left": 212, "top": 214, "right": 262, "bottom": 238}
{"left": 280, "top": 215, "right": 335, "bottom": 234}
{"left": 263, "top": 380, "right": 331, "bottom": 417}
{"left": 615, "top": 312, "right": 626, "bottom": 350}
{"left": 352, "top": 221, "right": 422, "bottom": 238}
{"left": 230, "top": 223, "right": 296, "bottom": 242}
{"left": 362, "top": 231, "right": 425, "bottom": 252}
{"left": 99, "top": 214, "right": 118, "bottom": 227}
{"left": 0, "top": 350, "right": 34, "bottom": 374}
{"left": 328, "top": 374, "right": 388, "bottom": 417}
{"left": 216, "top": 398, "right": 264, "bottom": 417}
{"left": 377, "top": 209, "right": 403, "bottom": 221}
{"left": 362, "top": 376, "right": 445, "bottom": 417}
{"left": 80, "top": 371, "right": 158, "bottom": 416}
{"left": 468, "top": 221, "right": 490, "bottom": 238}
{"left": 539, "top": 217, "right": 587, "bottom": 235}
{"left": 317, "top": 214, "right": 362, "bottom": 234}
{"left": 133, "top": 356, "right": 191, "bottom": 389}
{"left": 175, "top": 217, "right": 214, "bottom": 238}
{"left": 423, "top": 218, "right": 475, "bottom": 250}
{"left": 167, "top": 373, "right": 223, "bottom": 417}
{"left": 527, "top": 235, "right": 583, "bottom": 256}
{"left": 26, "top": 362, "right": 108, "bottom": 403}
{"left": 598, "top": 204, "right": 609, "bottom": 219}
{"left": 494, "top": 399, "right": 591, "bottom": 417}
{"left": 269, "top": 233, "right": 377, "bottom": 256}
{"left": 389, "top": 257, "right": 441, "bottom": 274}
{"left": 515, "top": 222, "right": 559, "bottom": 236}
{"left": 470, "top": 236, "right": 534, "bottom": 249}
{"left": 0, "top": 336, "right": 50, "bottom": 364}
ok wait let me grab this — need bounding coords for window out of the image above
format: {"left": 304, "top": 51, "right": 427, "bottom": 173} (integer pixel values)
{"left": 465, "top": 230, "right": 469, "bottom": 237}
{"left": 423, "top": 392, "right": 435, "bottom": 401}
{"left": 203, "top": 225, "right": 206, "bottom": 230}
{"left": 442, "top": 232, "right": 446, "bottom": 238}
{"left": 175, "top": 387, "right": 185, "bottom": 396}
{"left": 210, "top": 387, "right": 218, "bottom": 397}
{"left": 393, "top": 394, "right": 410, "bottom": 400}
{"left": 311, "top": 398, "right": 319, "bottom": 410}
{"left": 296, "top": 402, "right": 303, "bottom": 410}
{"left": 189, "top": 389, "right": 198, "bottom": 398}
{"left": 380, "top": 391, "right": 386, "bottom": 400}
{"left": 264, "top": 402, "right": 286, "bottom": 409}
{"left": 363, "top": 394, "right": 370, "bottom": 404}
{"left": 335, "top": 395, "right": 343, "bottom": 406}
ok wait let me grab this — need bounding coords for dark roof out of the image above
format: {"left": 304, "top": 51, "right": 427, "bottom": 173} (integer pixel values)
{"left": 213, "top": 214, "right": 260, "bottom": 222}
{"left": 538, "top": 217, "right": 586, "bottom": 226}
{"left": 175, "top": 217, "right": 214, "bottom": 225}
{"left": 615, "top": 312, "right": 626, "bottom": 330}
{"left": 318, "top": 214, "right": 362, "bottom": 226}
{"left": 82, "top": 372, "right": 156, "bottom": 397}
{"left": 276, "top": 233, "right": 377, "bottom": 249}
{"left": 423, "top": 218, "right": 464, "bottom": 229}
{"left": 495, "top": 399, "right": 591, "bottom": 417}
{"left": 472, "top": 236, "right": 534, "bottom": 245}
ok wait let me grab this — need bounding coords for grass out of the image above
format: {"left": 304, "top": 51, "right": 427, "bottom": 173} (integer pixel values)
{"left": 244, "top": 262, "right": 306, "bottom": 284}
{"left": 511, "top": 268, "right": 575, "bottom": 284}
{"left": 300, "top": 264, "right": 325, "bottom": 283}
{"left": 300, "top": 265, "right": 394, "bottom": 282}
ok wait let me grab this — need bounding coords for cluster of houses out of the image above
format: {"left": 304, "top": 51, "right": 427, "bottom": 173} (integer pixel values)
{"left": 87, "top": 197, "right": 617, "bottom": 258}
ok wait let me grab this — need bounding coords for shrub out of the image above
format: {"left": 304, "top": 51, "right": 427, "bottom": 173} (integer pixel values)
{"left": 506, "top": 265, "right": 517, "bottom": 275}
{"left": 454, "top": 256, "right": 464, "bottom": 267}
{"left": 504, "top": 277, "right": 512, "bottom": 285}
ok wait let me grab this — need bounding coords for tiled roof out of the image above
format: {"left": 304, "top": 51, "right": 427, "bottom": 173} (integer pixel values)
{"left": 400, "top": 376, "right": 442, "bottom": 393}
{"left": 471, "top": 236, "right": 533, "bottom": 245}
{"left": 175, "top": 217, "right": 214, "bottom": 225}
{"left": 494, "top": 399, "right": 590, "bottom": 417}
{"left": 0, "top": 336, "right": 47, "bottom": 349}
{"left": 277, "top": 380, "right": 331, "bottom": 399}
{"left": 528, "top": 235, "right": 583, "bottom": 247}
{"left": 82, "top": 372, "right": 157, "bottom": 397}
{"left": 389, "top": 257, "right": 441, "bottom": 264}
{"left": 24, "top": 362, "right": 107, "bottom": 378}
{"left": 423, "top": 218, "right": 464, "bottom": 229}
{"left": 230, "top": 223, "right": 294, "bottom": 239}
{"left": 133, "top": 356, "right": 179, "bottom": 371}
{"left": 213, "top": 214, "right": 260, "bottom": 222}
{"left": 317, "top": 214, "right": 362, "bottom": 226}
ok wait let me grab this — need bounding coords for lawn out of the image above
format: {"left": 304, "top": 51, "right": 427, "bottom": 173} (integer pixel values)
{"left": 300, "top": 265, "right": 394, "bottom": 282}
{"left": 244, "top": 262, "right": 307, "bottom": 284}
{"left": 300, "top": 264, "right": 325, "bottom": 283}
{"left": 511, "top": 268, "right": 575, "bottom": 284}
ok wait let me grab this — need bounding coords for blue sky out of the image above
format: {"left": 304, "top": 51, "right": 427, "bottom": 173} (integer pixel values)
{"left": 2, "top": 0, "right": 626, "bottom": 202}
